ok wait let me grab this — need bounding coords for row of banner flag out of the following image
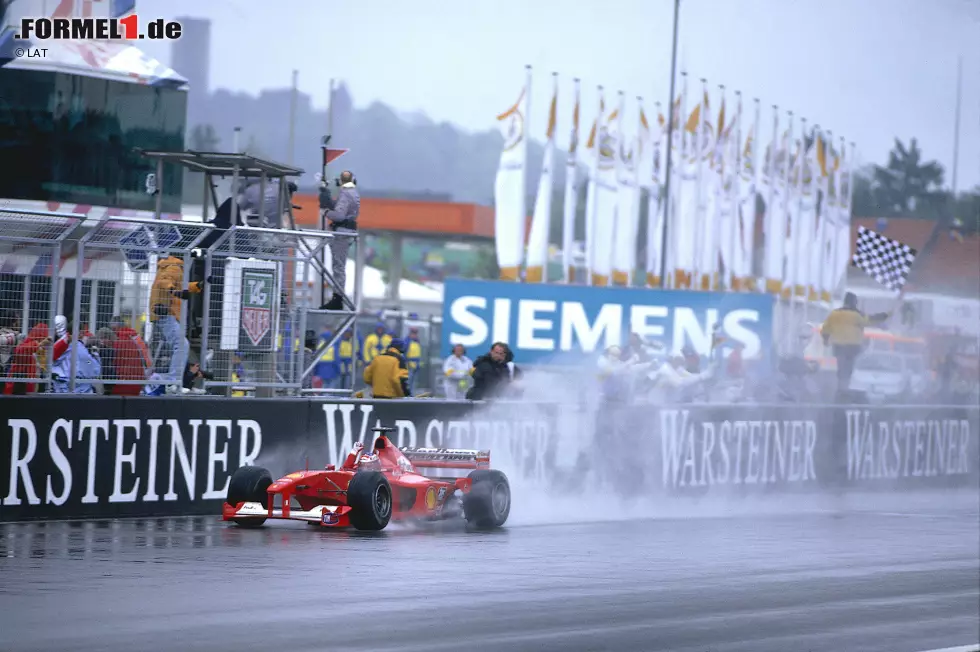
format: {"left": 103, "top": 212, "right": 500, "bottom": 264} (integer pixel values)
{"left": 494, "top": 66, "right": 856, "bottom": 302}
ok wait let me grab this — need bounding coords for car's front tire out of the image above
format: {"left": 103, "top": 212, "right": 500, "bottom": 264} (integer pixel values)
{"left": 226, "top": 465, "right": 272, "bottom": 528}
{"left": 346, "top": 471, "right": 392, "bottom": 531}
{"left": 463, "top": 470, "right": 510, "bottom": 529}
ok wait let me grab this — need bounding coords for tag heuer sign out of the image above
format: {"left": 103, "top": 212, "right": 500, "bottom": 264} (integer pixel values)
{"left": 240, "top": 268, "right": 276, "bottom": 349}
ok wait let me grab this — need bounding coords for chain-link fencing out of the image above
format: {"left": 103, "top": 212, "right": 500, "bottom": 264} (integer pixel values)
{"left": 0, "top": 209, "right": 82, "bottom": 394}
{"left": 65, "top": 217, "right": 216, "bottom": 394}
{"left": 200, "top": 225, "right": 359, "bottom": 397}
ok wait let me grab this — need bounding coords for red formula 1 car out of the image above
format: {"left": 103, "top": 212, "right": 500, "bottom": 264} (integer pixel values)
{"left": 222, "top": 427, "right": 511, "bottom": 531}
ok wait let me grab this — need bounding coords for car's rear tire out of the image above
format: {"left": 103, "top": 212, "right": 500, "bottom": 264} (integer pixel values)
{"left": 346, "top": 471, "right": 392, "bottom": 531}
{"left": 226, "top": 465, "right": 272, "bottom": 528}
{"left": 463, "top": 470, "right": 510, "bottom": 529}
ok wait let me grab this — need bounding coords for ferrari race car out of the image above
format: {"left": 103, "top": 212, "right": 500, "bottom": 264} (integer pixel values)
{"left": 222, "top": 427, "right": 511, "bottom": 531}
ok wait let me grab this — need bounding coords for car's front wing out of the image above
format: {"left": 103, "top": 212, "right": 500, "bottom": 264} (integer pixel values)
{"left": 222, "top": 501, "right": 352, "bottom": 527}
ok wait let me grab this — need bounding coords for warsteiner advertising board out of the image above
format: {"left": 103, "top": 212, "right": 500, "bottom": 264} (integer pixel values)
{"left": 239, "top": 267, "right": 277, "bottom": 350}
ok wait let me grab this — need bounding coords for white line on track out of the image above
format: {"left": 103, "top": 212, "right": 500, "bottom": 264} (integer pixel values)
{"left": 916, "top": 645, "right": 980, "bottom": 652}
{"left": 858, "top": 511, "right": 974, "bottom": 519}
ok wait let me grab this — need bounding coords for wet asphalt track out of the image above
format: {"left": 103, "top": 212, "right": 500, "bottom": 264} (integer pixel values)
{"left": 1, "top": 495, "right": 978, "bottom": 652}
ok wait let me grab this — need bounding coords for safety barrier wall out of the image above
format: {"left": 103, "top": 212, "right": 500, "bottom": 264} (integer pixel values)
{"left": 1, "top": 397, "right": 977, "bottom": 522}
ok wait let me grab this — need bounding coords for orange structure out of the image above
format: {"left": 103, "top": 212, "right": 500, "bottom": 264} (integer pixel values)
{"left": 290, "top": 192, "right": 497, "bottom": 302}
{"left": 291, "top": 193, "right": 495, "bottom": 239}
{"left": 804, "top": 326, "right": 929, "bottom": 372}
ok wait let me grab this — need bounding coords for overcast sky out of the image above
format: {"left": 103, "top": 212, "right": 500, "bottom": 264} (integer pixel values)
{"left": 137, "top": 0, "right": 980, "bottom": 191}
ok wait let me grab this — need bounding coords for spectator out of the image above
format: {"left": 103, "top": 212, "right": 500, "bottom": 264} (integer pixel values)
{"left": 709, "top": 324, "right": 726, "bottom": 364}
{"left": 0, "top": 309, "right": 20, "bottom": 374}
{"left": 623, "top": 332, "right": 658, "bottom": 364}
{"left": 320, "top": 170, "right": 360, "bottom": 311}
{"left": 938, "top": 347, "right": 957, "bottom": 400}
{"left": 466, "top": 342, "right": 521, "bottom": 401}
{"left": 50, "top": 316, "right": 101, "bottom": 394}
{"left": 901, "top": 302, "right": 916, "bottom": 330}
{"left": 405, "top": 327, "right": 422, "bottom": 394}
{"left": 337, "top": 330, "right": 358, "bottom": 389}
{"left": 238, "top": 177, "right": 295, "bottom": 228}
{"left": 682, "top": 345, "right": 701, "bottom": 374}
{"left": 150, "top": 255, "right": 203, "bottom": 393}
{"left": 313, "top": 330, "right": 341, "bottom": 389}
{"left": 726, "top": 342, "right": 745, "bottom": 378}
{"left": 362, "top": 322, "right": 391, "bottom": 366}
{"left": 363, "top": 338, "right": 410, "bottom": 399}
{"left": 301, "top": 331, "right": 317, "bottom": 390}
{"left": 598, "top": 345, "right": 632, "bottom": 403}
{"left": 109, "top": 315, "right": 152, "bottom": 396}
{"left": 3, "top": 323, "right": 49, "bottom": 395}
{"left": 230, "top": 352, "right": 247, "bottom": 397}
{"left": 182, "top": 361, "right": 213, "bottom": 393}
{"left": 442, "top": 343, "right": 472, "bottom": 399}
{"left": 93, "top": 327, "right": 117, "bottom": 395}
{"left": 647, "top": 352, "right": 711, "bottom": 403}
{"left": 820, "top": 291, "right": 890, "bottom": 396}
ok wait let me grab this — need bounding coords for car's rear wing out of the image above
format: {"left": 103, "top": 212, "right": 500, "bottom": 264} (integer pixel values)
{"left": 400, "top": 447, "right": 491, "bottom": 470}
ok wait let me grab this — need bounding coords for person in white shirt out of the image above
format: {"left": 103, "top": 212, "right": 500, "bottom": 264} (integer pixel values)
{"left": 442, "top": 344, "right": 473, "bottom": 400}
{"left": 646, "top": 352, "right": 713, "bottom": 402}
{"left": 598, "top": 345, "right": 659, "bottom": 403}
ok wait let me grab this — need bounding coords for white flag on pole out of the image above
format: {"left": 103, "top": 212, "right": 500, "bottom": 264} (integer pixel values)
{"left": 493, "top": 67, "right": 531, "bottom": 281}
{"left": 526, "top": 73, "right": 558, "bottom": 283}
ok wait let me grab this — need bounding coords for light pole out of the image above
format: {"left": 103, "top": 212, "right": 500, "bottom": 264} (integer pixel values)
{"left": 658, "top": 0, "right": 681, "bottom": 288}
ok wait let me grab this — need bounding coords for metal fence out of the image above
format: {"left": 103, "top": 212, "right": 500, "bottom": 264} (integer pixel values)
{"left": 199, "top": 225, "right": 359, "bottom": 396}
{"left": 70, "top": 217, "right": 215, "bottom": 394}
{"left": 0, "top": 209, "right": 82, "bottom": 393}
{"left": 0, "top": 208, "right": 362, "bottom": 397}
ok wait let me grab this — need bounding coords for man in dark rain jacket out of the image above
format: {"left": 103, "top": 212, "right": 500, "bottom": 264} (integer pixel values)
{"left": 466, "top": 342, "right": 521, "bottom": 400}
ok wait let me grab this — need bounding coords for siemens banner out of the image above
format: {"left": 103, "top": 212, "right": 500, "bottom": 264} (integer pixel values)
{"left": 441, "top": 279, "right": 775, "bottom": 364}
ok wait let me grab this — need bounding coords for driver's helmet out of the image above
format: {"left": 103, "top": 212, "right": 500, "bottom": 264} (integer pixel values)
{"left": 358, "top": 453, "right": 380, "bottom": 468}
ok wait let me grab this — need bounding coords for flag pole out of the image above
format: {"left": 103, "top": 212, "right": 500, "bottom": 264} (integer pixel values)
{"left": 522, "top": 64, "right": 533, "bottom": 280}
{"left": 833, "top": 134, "right": 846, "bottom": 306}
{"left": 288, "top": 69, "right": 298, "bottom": 165}
{"left": 692, "top": 77, "right": 708, "bottom": 290}
{"left": 658, "top": 0, "right": 681, "bottom": 288}
{"left": 729, "top": 90, "right": 742, "bottom": 291}
{"left": 563, "top": 77, "right": 581, "bottom": 284}
{"left": 321, "top": 78, "right": 335, "bottom": 308}
{"left": 951, "top": 55, "right": 963, "bottom": 196}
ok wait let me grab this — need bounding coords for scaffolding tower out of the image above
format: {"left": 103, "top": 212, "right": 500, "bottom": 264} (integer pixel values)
{"left": 135, "top": 149, "right": 364, "bottom": 396}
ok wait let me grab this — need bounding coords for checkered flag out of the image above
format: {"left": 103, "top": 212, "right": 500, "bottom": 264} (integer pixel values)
{"left": 851, "top": 226, "right": 917, "bottom": 291}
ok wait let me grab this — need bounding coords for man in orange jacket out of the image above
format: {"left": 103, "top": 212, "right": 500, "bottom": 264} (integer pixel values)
{"left": 150, "top": 255, "right": 203, "bottom": 391}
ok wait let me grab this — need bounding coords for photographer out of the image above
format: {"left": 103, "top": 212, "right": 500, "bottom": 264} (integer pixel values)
{"left": 466, "top": 342, "right": 522, "bottom": 401}
{"left": 319, "top": 170, "right": 359, "bottom": 311}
